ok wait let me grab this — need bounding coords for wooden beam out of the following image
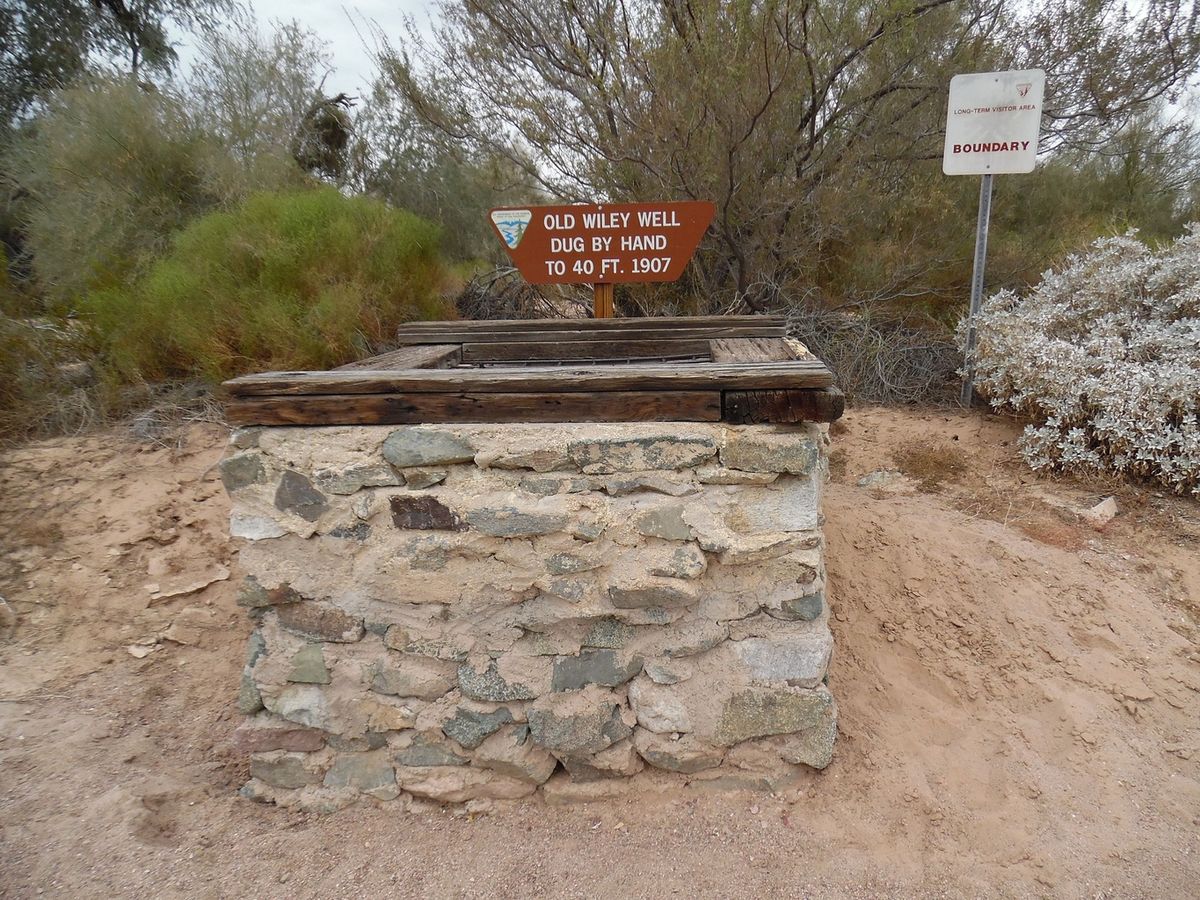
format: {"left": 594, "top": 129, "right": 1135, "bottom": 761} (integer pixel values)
{"left": 709, "top": 337, "right": 797, "bottom": 362}
{"left": 225, "top": 391, "right": 723, "bottom": 426}
{"left": 395, "top": 315, "right": 783, "bottom": 334}
{"left": 722, "top": 387, "right": 845, "bottom": 424}
{"left": 395, "top": 325, "right": 784, "bottom": 345}
{"left": 461, "top": 338, "right": 711, "bottom": 364}
{"left": 223, "top": 360, "right": 835, "bottom": 397}
{"left": 334, "top": 344, "right": 462, "bottom": 371}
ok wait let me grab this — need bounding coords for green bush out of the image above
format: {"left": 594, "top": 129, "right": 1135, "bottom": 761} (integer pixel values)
{"left": 86, "top": 187, "right": 452, "bottom": 383}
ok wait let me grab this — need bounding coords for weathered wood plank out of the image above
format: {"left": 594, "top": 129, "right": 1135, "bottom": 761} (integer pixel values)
{"left": 335, "top": 344, "right": 462, "bottom": 371}
{"left": 722, "top": 387, "right": 845, "bottom": 424}
{"left": 223, "top": 360, "right": 835, "bottom": 397}
{"left": 396, "top": 315, "right": 783, "bottom": 334}
{"left": 709, "top": 337, "right": 797, "bottom": 363}
{"left": 225, "top": 391, "right": 723, "bottom": 426}
{"left": 461, "top": 338, "right": 711, "bottom": 364}
{"left": 396, "top": 325, "right": 783, "bottom": 345}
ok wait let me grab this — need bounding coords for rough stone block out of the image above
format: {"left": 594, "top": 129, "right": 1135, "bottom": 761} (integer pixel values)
{"left": 442, "top": 706, "right": 514, "bottom": 749}
{"left": 274, "top": 470, "right": 329, "bottom": 522}
{"left": 397, "top": 766, "right": 538, "bottom": 803}
{"left": 465, "top": 506, "right": 568, "bottom": 537}
{"left": 287, "top": 643, "right": 330, "bottom": 684}
{"left": 770, "top": 590, "right": 825, "bottom": 622}
{"left": 237, "top": 577, "right": 303, "bottom": 610}
{"left": 633, "top": 729, "right": 723, "bottom": 773}
{"left": 562, "top": 738, "right": 643, "bottom": 781}
{"left": 232, "top": 716, "right": 327, "bottom": 753}
{"left": 323, "top": 749, "right": 399, "bottom": 800}
{"left": 394, "top": 735, "right": 470, "bottom": 767}
{"left": 627, "top": 677, "right": 693, "bottom": 734}
{"left": 714, "top": 684, "right": 834, "bottom": 746}
{"left": 607, "top": 575, "right": 698, "bottom": 609}
{"left": 473, "top": 725, "right": 557, "bottom": 784}
{"left": 250, "top": 752, "right": 325, "bottom": 789}
{"left": 275, "top": 604, "right": 364, "bottom": 643}
{"left": 220, "top": 452, "right": 265, "bottom": 493}
{"left": 371, "top": 656, "right": 457, "bottom": 700}
{"left": 314, "top": 463, "right": 400, "bottom": 495}
{"left": 695, "top": 466, "right": 779, "bottom": 486}
{"left": 731, "top": 631, "right": 831, "bottom": 688}
{"left": 645, "top": 545, "right": 708, "bottom": 579}
{"left": 527, "top": 686, "right": 631, "bottom": 756}
{"left": 567, "top": 436, "right": 716, "bottom": 473}
{"left": 633, "top": 504, "right": 693, "bottom": 540}
{"left": 457, "top": 658, "right": 547, "bottom": 702}
{"left": 551, "top": 649, "right": 643, "bottom": 692}
{"left": 383, "top": 428, "right": 475, "bottom": 467}
{"left": 402, "top": 468, "right": 447, "bottom": 489}
{"left": 721, "top": 430, "right": 819, "bottom": 475}
{"left": 390, "top": 495, "right": 466, "bottom": 531}
{"left": 601, "top": 474, "right": 698, "bottom": 496}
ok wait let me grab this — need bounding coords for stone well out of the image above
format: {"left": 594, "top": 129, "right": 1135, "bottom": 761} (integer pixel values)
{"left": 223, "top": 421, "right": 835, "bottom": 810}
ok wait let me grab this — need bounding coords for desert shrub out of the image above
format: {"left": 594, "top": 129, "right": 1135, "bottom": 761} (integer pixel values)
{"left": 85, "top": 187, "right": 452, "bottom": 384}
{"left": 968, "top": 227, "right": 1200, "bottom": 495}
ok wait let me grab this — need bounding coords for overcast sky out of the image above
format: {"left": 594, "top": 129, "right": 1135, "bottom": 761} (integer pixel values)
{"left": 178, "top": 1, "right": 438, "bottom": 97}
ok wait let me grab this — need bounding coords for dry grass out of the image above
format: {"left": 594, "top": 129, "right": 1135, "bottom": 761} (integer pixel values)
{"left": 892, "top": 442, "right": 969, "bottom": 491}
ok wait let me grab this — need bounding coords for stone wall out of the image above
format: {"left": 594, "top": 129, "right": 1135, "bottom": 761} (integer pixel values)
{"left": 222, "top": 422, "right": 836, "bottom": 810}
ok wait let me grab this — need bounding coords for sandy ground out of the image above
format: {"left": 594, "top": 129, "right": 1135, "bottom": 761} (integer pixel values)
{"left": 1, "top": 406, "right": 1197, "bottom": 899}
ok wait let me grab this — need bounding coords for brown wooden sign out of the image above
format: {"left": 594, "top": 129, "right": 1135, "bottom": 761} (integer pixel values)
{"left": 489, "top": 201, "right": 715, "bottom": 285}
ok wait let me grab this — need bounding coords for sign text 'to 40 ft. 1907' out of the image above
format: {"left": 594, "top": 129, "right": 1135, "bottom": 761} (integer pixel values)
{"left": 489, "top": 201, "right": 715, "bottom": 285}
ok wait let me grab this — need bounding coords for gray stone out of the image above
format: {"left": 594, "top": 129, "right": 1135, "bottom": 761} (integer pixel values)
{"left": 403, "top": 468, "right": 448, "bottom": 489}
{"left": 627, "top": 678, "right": 692, "bottom": 733}
{"left": 274, "top": 470, "right": 329, "bottom": 522}
{"left": 570, "top": 521, "right": 604, "bottom": 542}
{"left": 383, "top": 428, "right": 475, "bottom": 467}
{"left": 716, "top": 533, "right": 820, "bottom": 566}
{"left": 731, "top": 632, "right": 831, "bottom": 687}
{"left": 220, "top": 452, "right": 265, "bottom": 493}
{"left": 465, "top": 507, "right": 568, "bottom": 537}
{"left": 633, "top": 505, "right": 693, "bottom": 541}
{"left": 238, "top": 670, "right": 264, "bottom": 714}
{"left": 442, "top": 707, "right": 514, "bottom": 749}
{"left": 267, "top": 685, "right": 333, "bottom": 731}
{"left": 250, "top": 753, "right": 323, "bottom": 789}
{"left": 245, "top": 628, "right": 267, "bottom": 667}
{"left": 489, "top": 449, "right": 574, "bottom": 472}
{"left": 328, "top": 522, "right": 371, "bottom": 541}
{"left": 230, "top": 427, "right": 262, "bottom": 449}
{"left": 545, "top": 552, "right": 602, "bottom": 575}
{"left": 647, "top": 545, "right": 707, "bottom": 579}
{"left": 457, "top": 660, "right": 539, "bottom": 702}
{"left": 695, "top": 466, "right": 779, "bottom": 485}
{"left": 582, "top": 618, "right": 635, "bottom": 650}
{"left": 714, "top": 684, "right": 834, "bottom": 746}
{"left": 527, "top": 688, "right": 631, "bottom": 756}
{"left": 371, "top": 656, "right": 457, "bottom": 700}
{"left": 721, "top": 431, "right": 818, "bottom": 475}
{"left": 770, "top": 590, "right": 825, "bottom": 622}
{"left": 323, "top": 749, "right": 399, "bottom": 799}
{"left": 390, "top": 495, "right": 466, "bottom": 531}
{"left": 561, "top": 739, "right": 643, "bottom": 781}
{"left": 607, "top": 576, "right": 698, "bottom": 609}
{"left": 230, "top": 514, "right": 287, "bottom": 541}
{"left": 644, "top": 658, "right": 693, "bottom": 685}
{"left": 602, "top": 474, "right": 698, "bottom": 496}
{"left": 395, "top": 735, "right": 470, "bottom": 767}
{"left": 633, "top": 729, "right": 723, "bottom": 773}
{"left": 774, "top": 701, "right": 837, "bottom": 769}
{"left": 473, "top": 725, "right": 557, "bottom": 784}
{"left": 567, "top": 436, "right": 717, "bottom": 473}
{"left": 287, "top": 643, "right": 330, "bottom": 684}
{"left": 237, "top": 577, "right": 303, "bottom": 610}
{"left": 314, "top": 463, "right": 400, "bottom": 494}
{"left": 275, "top": 603, "right": 364, "bottom": 643}
{"left": 232, "top": 718, "right": 326, "bottom": 753}
{"left": 552, "top": 649, "right": 643, "bottom": 692}
{"left": 520, "top": 475, "right": 592, "bottom": 496}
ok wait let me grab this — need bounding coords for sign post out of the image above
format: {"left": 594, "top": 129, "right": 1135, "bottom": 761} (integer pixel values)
{"left": 489, "top": 201, "right": 715, "bottom": 319}
{"left": 944, "top": 68, "right": 1045, "bottom": 405}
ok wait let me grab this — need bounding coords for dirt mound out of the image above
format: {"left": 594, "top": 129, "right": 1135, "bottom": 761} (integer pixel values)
{"left": 1, "top": 409, "right": 1196, "bottom": 898}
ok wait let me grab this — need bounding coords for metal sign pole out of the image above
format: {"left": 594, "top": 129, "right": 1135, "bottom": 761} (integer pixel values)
{"left": 960, "top": 172, "right": 994, "bottom": 406}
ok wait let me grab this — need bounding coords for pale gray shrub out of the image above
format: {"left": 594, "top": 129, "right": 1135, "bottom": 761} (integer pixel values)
{"left": 967, "top": 227, "right": 1200, "bottom": 494}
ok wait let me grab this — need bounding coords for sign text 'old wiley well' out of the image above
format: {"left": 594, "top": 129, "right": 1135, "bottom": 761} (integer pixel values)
{"left": 489, "top": 201, "right": 715, "bottom": 285}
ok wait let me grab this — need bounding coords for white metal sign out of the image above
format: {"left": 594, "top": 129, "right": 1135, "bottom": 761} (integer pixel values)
{"left": 943, "top": 69, "right": 1045, "bottom": 175}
